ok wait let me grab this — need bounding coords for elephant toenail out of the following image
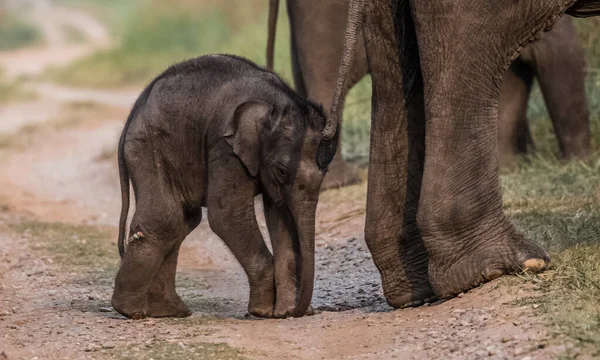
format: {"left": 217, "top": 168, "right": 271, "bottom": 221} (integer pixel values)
{"left": 522, "top": 259, "right": 547, "bottom": 272}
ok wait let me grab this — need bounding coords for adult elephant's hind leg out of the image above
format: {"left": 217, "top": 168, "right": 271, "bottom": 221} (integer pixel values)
{"left": 411, "top": 0, "right": 566, "bottom": 297}
{"left": 362, "top": 0, "right": 433, "bottom": 308}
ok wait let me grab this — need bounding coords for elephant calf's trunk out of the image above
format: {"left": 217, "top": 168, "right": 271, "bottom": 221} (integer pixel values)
{"left": 292, "top": 211, "right": 316, "bottom": 317}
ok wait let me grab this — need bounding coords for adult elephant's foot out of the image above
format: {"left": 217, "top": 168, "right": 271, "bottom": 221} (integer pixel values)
{"left": 425, "top": 218, "right": 549, "bottom": 298}
{"left": 379, "top": 263, "right": 435, "bottom": 308}
{"left": 370, "top": 238, "right": 435, "bottom": 309}
{"left": 320, "top": 156, "right": 361, "bottom": 191}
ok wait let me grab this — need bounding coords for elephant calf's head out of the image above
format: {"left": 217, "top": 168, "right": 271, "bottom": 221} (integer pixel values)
{"left": 225, "top": 98, "right": 336, "bottom": 317}
{"left": 226, "top": 99, "right": 336, "bottom": 204}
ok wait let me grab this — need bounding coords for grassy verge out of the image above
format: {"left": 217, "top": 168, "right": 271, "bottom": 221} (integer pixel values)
{"left": 502, "top": 157, "right": 600, "bottom": 355}
{"left": 0, "top": 15, "right": 42, "bottom": 50}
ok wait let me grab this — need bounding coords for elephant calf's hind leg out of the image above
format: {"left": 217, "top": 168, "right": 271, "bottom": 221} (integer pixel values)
{"left": 112, "top": 207, "right": 190, "bottom": 319}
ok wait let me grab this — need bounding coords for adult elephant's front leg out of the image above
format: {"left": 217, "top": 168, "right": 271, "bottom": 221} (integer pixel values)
{"left": 410, "top": 0, "right": 567, "bottom": 297}
{"left": 362, "top": 0, "right": 433, "bottom": 307}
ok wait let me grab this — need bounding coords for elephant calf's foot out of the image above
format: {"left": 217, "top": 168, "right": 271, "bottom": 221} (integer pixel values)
{"left": 274, "top": 297, "right": 315, "bottom": 318}
{"left": 146, "top": 292, "right": 192, "bottom": 318}
{"left": 426, "top": 221, "right": 549, "bottom": 298}
{"left": 247, "top": 281, "right": 276, "bottom": 318}
{"left": 320, "top": 158, "right": 361, "bottom": 191}
{"left": 111, "top": 293, "right": 148, "bottom": 320}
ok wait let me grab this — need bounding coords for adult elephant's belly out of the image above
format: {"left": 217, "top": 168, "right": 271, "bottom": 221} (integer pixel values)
{"left": 567, "top": 0, "right": 600, "bottom": 17}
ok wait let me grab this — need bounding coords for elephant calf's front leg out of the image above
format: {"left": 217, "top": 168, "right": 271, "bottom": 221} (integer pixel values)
{"left": 208, "top": 204, "right": 275, "bottom": 318}
{"left": 207, "top": 158, "right": 275, "bottom": 317}
{"left": 263, "top": 195, "right": 316, "bottom": 318}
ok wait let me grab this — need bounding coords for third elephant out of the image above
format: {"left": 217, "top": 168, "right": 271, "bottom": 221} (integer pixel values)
{"left": 267, "top": 0, "right": 591, "bottom": 167}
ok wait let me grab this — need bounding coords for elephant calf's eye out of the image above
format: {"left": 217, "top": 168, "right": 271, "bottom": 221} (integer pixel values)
{"left": 274, "top": 165, "right": 288, "bottom": 183}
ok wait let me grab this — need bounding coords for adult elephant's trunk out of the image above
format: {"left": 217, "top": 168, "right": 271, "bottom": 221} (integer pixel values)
{"left": 266, "top": 0, "right": 280, "bottom": 70}
{"left": 292, "top": 204, "right": 316, "bottom": 317}
{"left": 322, "top": 0, "right": 365, "bottom": 140}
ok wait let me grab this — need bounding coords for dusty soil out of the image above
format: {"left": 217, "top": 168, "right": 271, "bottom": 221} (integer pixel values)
{"left": 0, "top": 2, "right": 586, "bottom": 359}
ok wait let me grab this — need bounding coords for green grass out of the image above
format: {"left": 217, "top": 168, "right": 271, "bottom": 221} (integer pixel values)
{"left": 0, "top": 15, "right": 42, "bottom": 50}
{"left": 500, "top": 156, "right": 600, "bottom": 354}
{"left": 107, "top": 341, "right": 250, "bottom": 360}
{"left": 7, "top": 221, "right": 118, "bottom": 270}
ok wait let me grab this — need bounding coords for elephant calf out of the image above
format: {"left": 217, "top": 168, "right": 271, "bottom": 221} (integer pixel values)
{"left": 111, "top": 55, "right": 336, "bottom": 319}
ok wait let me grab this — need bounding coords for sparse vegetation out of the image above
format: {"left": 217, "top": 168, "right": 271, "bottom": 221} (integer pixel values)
{"left": 0, "top": 71, "right": 36, "bottom": 104}
{"left": 501, "top": 157, "right": 600, "bottom": 355}
{"left": 107, "top": 341, "right": 249, "bottom": 360}
{"left": 8, "top": 221, "right": 118, "bottom": 270}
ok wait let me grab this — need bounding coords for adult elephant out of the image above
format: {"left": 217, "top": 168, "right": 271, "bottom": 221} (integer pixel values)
{"left": 266, "top": 1, "right": 590, "bottom": 168}
{"left": 321, "top": 0, "right": 600, "bottom": 307}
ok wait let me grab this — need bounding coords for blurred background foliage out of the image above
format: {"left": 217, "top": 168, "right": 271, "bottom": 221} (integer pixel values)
{"left": 0, "top": 13, "right": 42, "bottom": 50}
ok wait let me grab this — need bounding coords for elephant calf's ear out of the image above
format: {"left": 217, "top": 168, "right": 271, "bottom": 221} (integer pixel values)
{"left": 224, "top": 101, "right": 273, "bottom": 177}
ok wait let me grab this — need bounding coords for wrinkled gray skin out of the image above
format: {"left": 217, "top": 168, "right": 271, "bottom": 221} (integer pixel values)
{"left": 111, "top": 55, "right": 336, "bottom": 319}
{"left": 499, "top": 16, "right": 590, "bottom": 166}
{"left": 324, "top": 0, "right": 600, "bottom": 308}
{"left": 266, "top": 1, "right": 590, "bottom": 169}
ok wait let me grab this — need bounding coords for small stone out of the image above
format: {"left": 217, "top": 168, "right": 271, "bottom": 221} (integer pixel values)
{"left": 358, "top": 288, "right": 365, "bottom": 294}
{"left": 512, "top": 320, "right": 520, "bottom": 326}
{"left": 501, "top": 336, "right": 512, "bottom": 343}
{"left": 532, "top": 304, "right": 540, "bottom": 309}
{"left": 102, "top": 343, "right": 115, "bottom": 349}
{"left": 99, "top": 307, "right": 113, "bottom": 313}
{"left": 457, "top": 292, "right": 464, "bottom": 298}
{"left": 84, "top": 346, "right": 96, "bottom": 352}
{"left": 521, "top": 357, "right": 532, "bottom": 360}
{"left": 88, "top": 295, "right": 96, "bottom": 301}
{"left": 514, "top": 347, "right": 524, "bottom": 356}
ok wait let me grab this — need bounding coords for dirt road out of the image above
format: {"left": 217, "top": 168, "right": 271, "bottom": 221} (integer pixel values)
{"left": 0, "top": 3, "right": 586, "bottom": 359}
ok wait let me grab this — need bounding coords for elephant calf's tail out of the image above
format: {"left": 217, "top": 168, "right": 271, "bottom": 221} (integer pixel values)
{"left": 266, "top": 0, "right": 280, "bottom": 71}
{"left": 117, "top": 77, "right": 163, "bottom": 258}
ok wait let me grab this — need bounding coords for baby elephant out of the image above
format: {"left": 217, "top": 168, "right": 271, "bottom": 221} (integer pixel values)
{"left": 111, "top": 55, "right": 336, "bottom": 320}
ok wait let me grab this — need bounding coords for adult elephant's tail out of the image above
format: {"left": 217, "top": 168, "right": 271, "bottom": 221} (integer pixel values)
{"left": 322, "top": 0, "right": 365, "bottom": 140}
{"left": 266, "top": 0, "right": 280, "bottom": 70}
